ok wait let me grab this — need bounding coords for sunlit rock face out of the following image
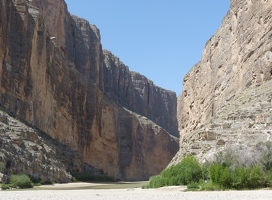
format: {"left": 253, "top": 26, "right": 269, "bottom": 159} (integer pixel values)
{"left": 171, "top": 0, "right": 272, "bottom": 165}
{"left": 0, "top": 0, "right": 179, "bottom": 181}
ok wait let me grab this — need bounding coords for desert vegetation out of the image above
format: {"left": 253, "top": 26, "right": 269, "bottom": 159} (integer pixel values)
{"left": 0, "top": 172, "right": 116, "bottom": 190}
{"left": 146, "top": 142, "right": 272, "bottom": 190}
{"left": 1, "top": 175, "right": 34, "bottom": 190}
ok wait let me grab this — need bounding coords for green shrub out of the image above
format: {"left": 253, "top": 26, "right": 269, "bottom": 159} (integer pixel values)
{"left": 174, "top": 156, "right": 202, "bottom": 185}
{"left": 147, "top": 156, "right": 202, "bottom": 188}
{"left": 146, "top": 154, "right": 270, "bottom": 190}
{"left": 219, "top": 166, "right": 232, "bottom": 188}
{"left": 209, "top": 163, "right": 222, "bottom": 184}
{"left": 10, "top": 175, "right": 33, "bottom": 189}
{"left": 209, "top": 163, "right": 232, "bottom": 189}
{"left": 232, "top": 166, "right": 266, "bottom": 189}
{"left": 148, "top": 175, "right": 165, "bottom": 188}
{"left": 248, "top": 166, "right": 265, "bottom": 189}
{"left": 1, "top": 184, "right": 11, "bottom": 190}
{"left": 232, "top": 167, "right": 250, "bottom": 189}
{"left": 266, "top": 169, "right": 272, "bottom": 187}
{"left": 210, "top": 164, "right": 266, "bottom": 190}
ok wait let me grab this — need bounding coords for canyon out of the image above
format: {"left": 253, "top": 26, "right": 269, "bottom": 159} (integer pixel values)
{"left": 0, "top": 0, "right": 271, "bottom": 183}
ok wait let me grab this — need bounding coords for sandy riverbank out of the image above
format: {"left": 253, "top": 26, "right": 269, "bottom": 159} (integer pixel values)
{"left": 34, "top": 181, "right": 149, "bottom": 190}
{"left": 1, "top": 183, "right": 272, "bottom": 200}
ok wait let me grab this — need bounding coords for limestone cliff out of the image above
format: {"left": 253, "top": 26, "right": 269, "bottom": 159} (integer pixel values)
{"left": 0, "top": 0, "right": 179, "bottom": 181}
{"left": 172, "top": 0, "right": 272, "bottom": 165}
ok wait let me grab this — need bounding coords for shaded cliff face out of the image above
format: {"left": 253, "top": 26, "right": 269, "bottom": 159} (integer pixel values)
{"left": 103, "top": 50, "right": 179, "bottom": 137}
{"left": 0, "top": 0, "right": 178, "bottom": 181}
{"left": 172, "top": 0, "right": 272, "bottom": 164}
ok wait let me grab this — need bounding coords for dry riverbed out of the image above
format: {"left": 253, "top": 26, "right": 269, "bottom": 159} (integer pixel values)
{"left": 1, "top": 182, "right": 272, "bottom": 200}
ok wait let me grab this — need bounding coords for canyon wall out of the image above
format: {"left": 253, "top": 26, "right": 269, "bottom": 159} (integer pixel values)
{"left": 172, "top": 0, "right": 272, "bottom": 164}
{"left": 0, "top": 0, "right": 178, "bottom": 181}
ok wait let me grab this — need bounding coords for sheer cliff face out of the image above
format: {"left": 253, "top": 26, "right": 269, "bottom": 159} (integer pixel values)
{"left": 103, "top": 50, "right": 179, "bottom": 137}
{"left": 0, "top": 0, "right": 178, "bottom": 181}
{"left": 173, "top": 0, "right": 272, "bottom": 164}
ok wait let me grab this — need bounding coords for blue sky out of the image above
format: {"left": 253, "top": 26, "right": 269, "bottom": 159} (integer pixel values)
{"left": 65, "top": 0, "right": 230, "bottom": 95}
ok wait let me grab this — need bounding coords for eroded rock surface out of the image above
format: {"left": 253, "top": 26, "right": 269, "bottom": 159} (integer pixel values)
{"left": 172, "top": 0, "right": 272, "bottom": 165}
{"left": 0, "top": 0, "right": 178, "bottom": 181}
{"left": 0, "top": 110, "right": 72, "bottom": 182}
{"left": 172, "top": 79, "right": 272, "bottom": 164}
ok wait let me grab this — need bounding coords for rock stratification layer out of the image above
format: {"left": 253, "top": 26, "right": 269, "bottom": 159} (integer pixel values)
{"left": 172, "top": 0, "right": 272, "bottom": 165}
{"left": 0, "top": 0, "right": 179, "bottom": 181}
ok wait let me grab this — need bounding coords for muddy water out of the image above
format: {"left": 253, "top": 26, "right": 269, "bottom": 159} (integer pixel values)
{"left": 34, "top": 181, "right": 148, "bottom": 190}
